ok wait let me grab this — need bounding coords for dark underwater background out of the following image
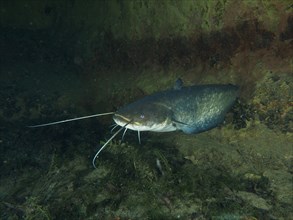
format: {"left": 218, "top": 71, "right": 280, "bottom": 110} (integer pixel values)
{"left": 0, "top": 1, "right": 292, "bottom": 219}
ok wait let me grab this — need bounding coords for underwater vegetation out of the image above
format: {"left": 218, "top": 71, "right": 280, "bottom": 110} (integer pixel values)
{"left": 0, "top": 0, "right": 292, "bottom": 219}
{"left": 0, "top": 70, "right": 292, "bottom": 219}
{"left": 1, "top": 43, "right": 292, "bottom": 220}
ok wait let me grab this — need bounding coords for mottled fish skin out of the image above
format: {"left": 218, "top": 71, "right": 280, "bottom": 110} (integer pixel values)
{"left": 113, "top": 84, "right": 238, "bottom": 134}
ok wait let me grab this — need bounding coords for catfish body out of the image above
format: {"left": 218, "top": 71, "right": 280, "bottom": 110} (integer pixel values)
{"left": 113, "top": 84, "right": 238, "bottom": 134}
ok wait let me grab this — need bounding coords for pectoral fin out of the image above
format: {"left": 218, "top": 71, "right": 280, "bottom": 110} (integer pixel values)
{"left": 172, "top": 118, "right": 190, "bottom": 126}
{"left": 172, "top": 118, "right": 199, "bottom": 134}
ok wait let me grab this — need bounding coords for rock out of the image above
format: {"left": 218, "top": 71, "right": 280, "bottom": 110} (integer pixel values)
{"left": 236, "top": 191, "right": 271, "bottom": 211}
{"left": 263, "top": 170, "right": 293, "bottom": 205}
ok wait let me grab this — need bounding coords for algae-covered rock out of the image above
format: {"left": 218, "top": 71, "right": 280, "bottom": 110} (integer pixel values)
{"left": 253, "top": 72, "right": 293, "bottom": 132}
{"left": 236, "top": 191, "right": 272, "bottom": 211}
{"left": 263, "top": 170, "right": 293, "bottom": 205}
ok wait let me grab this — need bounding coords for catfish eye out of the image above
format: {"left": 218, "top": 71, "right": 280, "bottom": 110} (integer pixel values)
{"left": 140, "top": 114, "right": 145, "bottom": 119}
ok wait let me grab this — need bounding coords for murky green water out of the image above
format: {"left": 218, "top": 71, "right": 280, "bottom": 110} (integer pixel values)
{"left": 0, "top": 2, "right": 292, "bottom": 219}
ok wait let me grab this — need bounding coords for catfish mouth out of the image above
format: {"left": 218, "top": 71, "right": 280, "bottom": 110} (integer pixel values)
{"left": 113, "top": 114, "right": 134, "bottom": 125}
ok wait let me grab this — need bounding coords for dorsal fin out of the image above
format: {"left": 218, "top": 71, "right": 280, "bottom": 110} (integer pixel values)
{"left": 173, "top": 78, "right": 184, "bottom": 90}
